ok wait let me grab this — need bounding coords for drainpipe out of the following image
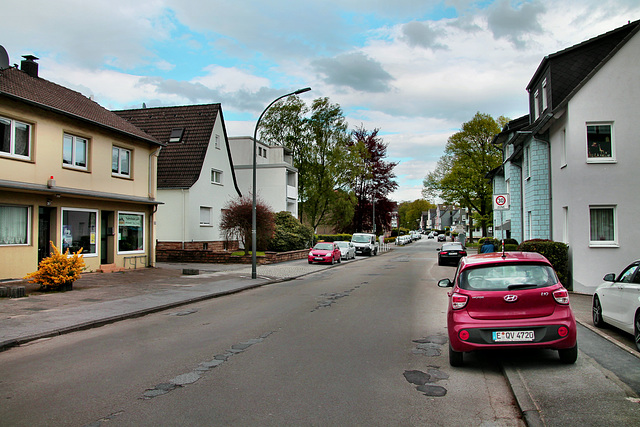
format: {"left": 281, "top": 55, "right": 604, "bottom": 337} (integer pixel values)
{"left": 512, "top": 161, "right": 524, "bottom": 243}
{"left": 148, "top": 147, "right": 162, "bottom": 267}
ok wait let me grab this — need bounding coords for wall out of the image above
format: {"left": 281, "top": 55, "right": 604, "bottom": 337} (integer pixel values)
{"left": 549, "top": 32, "right": 640, "bottom": 294}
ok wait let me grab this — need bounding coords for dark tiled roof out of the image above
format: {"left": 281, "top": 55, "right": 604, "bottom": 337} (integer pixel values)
{"left": 0, "top": 66, "right": 159, "bottom": 145}
{"left": 114, "top": 104, "right": 221, "bottom": 189}
{"left": 528, "top": 20, "right": 640, "bottom": 110}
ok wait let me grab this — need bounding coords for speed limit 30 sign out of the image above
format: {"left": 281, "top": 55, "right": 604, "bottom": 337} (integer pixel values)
{"left": 493, "top": 194, "right": 510, "bottom": 210}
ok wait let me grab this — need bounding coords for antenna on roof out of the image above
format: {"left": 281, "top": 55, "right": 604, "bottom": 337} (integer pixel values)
{"left": 0, "top": 46, "right": 9, "bottom": 70}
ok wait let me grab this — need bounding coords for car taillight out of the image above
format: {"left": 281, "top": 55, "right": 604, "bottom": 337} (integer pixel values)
{"left": 459, "top": 330, "right": 470, "bottom": 341}
{"left": 553, "top": 288, "right": 570, "bottom": 305}
{"left": 439, "top": 251, "right": 447, "bottom": 255}
{"left": 558, "top": 326, "right": 569, "bottom": 337}
{"left": 451, "top": 293, "right": 468, "bottom": 310}
{"left": 460, "top": 251, "right": 467, "bottom": 256}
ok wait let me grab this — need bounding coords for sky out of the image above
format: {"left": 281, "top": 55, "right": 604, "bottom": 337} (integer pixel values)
{"left": 2, "top": 0, "right": 639, "bottom": 202}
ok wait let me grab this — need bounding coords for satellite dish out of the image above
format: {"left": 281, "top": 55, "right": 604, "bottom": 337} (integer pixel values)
{"left": 0, "top": 45, "right": 9, "bottom": 69}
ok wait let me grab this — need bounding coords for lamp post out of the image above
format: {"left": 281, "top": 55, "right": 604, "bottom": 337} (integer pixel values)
{"left": 251, "top": 87, "right": 311, "bottom": 279}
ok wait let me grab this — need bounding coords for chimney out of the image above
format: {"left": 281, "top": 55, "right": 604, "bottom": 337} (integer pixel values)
{"left": 21, "top": 55, "right": 39, "bottom": 78}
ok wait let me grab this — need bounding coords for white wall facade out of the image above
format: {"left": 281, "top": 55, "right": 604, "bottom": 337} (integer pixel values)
{"left": 229, "top": 137, "right": 298, "bottom": 217}
{"left": 549, "top": 33, "right": 640, "bottom": 294}
{"left": 156, "top": 118, "right": 239, "bottom": 243}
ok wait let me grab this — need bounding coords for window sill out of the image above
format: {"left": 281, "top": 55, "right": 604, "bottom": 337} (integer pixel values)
{"left": 63, "top": 165, "right": 90, "bottom": 173}
{"left": 588, "top": 243, "right": 619, "bottom": 248}
{"left": 586, "top": 158, "right": 616, "bottom": 164}
{"left": 112, "top": 173, "right": 133, "bottom": 180}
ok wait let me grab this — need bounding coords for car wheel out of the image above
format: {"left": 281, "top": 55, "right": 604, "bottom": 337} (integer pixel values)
{"left": 634, "top": 311, "right": 640, "bottom": 352}
{"left": 449, "top": 344, "right": 463, "bottom": 367}
{"left": 337, "top": 256, "right": 341, "bottom": 263}
{"left": 558, "top": 344, "right": 578, "bottom": 364}
{"left": 437, "top": 258, "right": 442, "bottom": 266}
{"left": 592, "top": 296, "right": 606, "bottom": 328}
{"left": 308, "top": 260, "right": 313, "bottom": 264}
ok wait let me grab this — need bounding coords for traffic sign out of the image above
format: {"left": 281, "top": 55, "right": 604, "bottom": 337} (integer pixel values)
{"left": 493, "top": 194, "right": 510, "bottom": 210}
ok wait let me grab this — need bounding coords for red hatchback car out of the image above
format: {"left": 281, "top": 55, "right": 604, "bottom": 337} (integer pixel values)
{"left": 438, "top": 251, "right": 577, "bottom": 366}
{"left": 308, "top": 242, "right": 342, "bottom": 265}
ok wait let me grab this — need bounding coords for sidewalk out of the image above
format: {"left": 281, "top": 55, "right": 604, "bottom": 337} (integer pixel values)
{"left": 0, "top": 261, "right": 330, "bottom": 351}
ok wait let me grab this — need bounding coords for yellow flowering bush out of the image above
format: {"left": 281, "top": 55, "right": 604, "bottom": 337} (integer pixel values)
{"left": 24, "top": 242, "right": 85, "bottom": 290}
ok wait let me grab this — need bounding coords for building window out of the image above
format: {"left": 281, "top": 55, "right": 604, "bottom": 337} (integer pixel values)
{"left": 215, "top": 134, "right": 220, "bottom": 149}
{"left": 534, "top": 90, "right": 540, "bottom": 119}
{"left": 0, "top": 205, "right": 30, "bottom": 245}
{"left": 63, "top": 133, "right": 88, "bottom": 170}
{"left": 0, "top": 116, "right": 31, "bottom": 159}
{"left": 562, "top": 206, "right": 569, "bottom": 244}
{"left": 62, "top": 208, "right": 97, "bottom": 256}
{"left": 118, "top": 212, "right": 144, "bottom": 253}
{"left": 112, "top": 146, "right": 131, "bottom": 178}
{"left": 169, "top": 128, "right": 184, "bottom": 143}
{"left": 211, "top": 169, "right": 222, "bottom": 185}
{"left": 587, "top": 123, "right": 614, "bottom": 161}
{"left": 541, "top": 79, "right": 548, "bottom": 111}
{"left": 200, "top": 206, "right": 212, "bottom": 226}
{"left": 589, "top": 206, "right": 616, "bottom": 246}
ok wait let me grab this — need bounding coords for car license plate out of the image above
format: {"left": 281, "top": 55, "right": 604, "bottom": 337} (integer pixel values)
{"left": 314, "top": 257, "right": 324, "bottom": 261}
{"left": 492, "top": 331, "right": 534, "bottom": 342}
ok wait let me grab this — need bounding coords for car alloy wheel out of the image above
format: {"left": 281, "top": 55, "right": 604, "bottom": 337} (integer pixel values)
{"left": 592, "top": 296, "right": 605, "bottom": 328}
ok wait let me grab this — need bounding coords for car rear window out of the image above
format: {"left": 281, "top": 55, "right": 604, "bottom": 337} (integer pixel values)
{"left": 459, "top": 263, "right": 558, "bottom": 291}
{"left": 314, "top": 243, "right": 333, "bottom": 250}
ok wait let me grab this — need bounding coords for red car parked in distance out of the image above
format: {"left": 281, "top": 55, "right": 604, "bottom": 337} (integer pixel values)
{"left": 308, "top": 242, "right": 342, "bottom": 265}
{"left": 438, "top": 251, "right": 577, "bottom": 366}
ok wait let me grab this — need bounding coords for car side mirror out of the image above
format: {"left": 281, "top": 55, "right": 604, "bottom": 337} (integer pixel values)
{"left": 603, "top": 273, "right": 616, "bottom": 282}
{"left": 438, "top": 278, "right": 453, "bottom": 288}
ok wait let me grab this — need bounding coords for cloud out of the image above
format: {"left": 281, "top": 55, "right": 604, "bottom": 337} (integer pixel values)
{"left": 486, "top": 0, "right": 546, "bottom": 49}
{"left": 401, "top": 21, "right": 448, "bottom": 50}
{"left": 312, "top": 52, "right": 394, "bottom": 92}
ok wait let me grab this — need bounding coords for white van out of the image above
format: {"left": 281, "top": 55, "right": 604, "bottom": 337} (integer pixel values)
{"left": 351, "top": 233, "right": 378, "bottom": 256}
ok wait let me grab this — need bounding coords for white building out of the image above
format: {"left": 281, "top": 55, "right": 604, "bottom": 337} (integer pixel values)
{"left": 115, "top": 104, "right": 242, "bottom": 251}
{"left": 229, "top": 137, "right": 298, "bottom": 218}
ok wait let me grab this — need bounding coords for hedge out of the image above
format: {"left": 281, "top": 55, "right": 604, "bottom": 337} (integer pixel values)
{"left": 518, "top": 239, "right": 570, "bottom": 289}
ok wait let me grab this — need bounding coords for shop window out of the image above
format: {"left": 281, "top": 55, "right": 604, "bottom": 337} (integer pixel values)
{"left": 62, "top": 208, "right": 97, "bottom": 255}
{"left": 118, "top": 212, "right": 144, "bottom": 253}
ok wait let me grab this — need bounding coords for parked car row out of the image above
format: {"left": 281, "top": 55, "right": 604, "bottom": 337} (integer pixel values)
{"left": 308, "top": 235, "right": 378, "bottom": 265}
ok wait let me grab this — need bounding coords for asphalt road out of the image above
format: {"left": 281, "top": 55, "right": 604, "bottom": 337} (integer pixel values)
{"left": 0, "top": 239, "right": 524, "bottom": 426}
{"left": 1, "top": 238, "right": 639, "bottom": 426}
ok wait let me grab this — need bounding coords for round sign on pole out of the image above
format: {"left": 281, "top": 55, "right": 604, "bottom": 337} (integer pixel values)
{"left": 493, "top": 194, "right": 510, "bottom": 210}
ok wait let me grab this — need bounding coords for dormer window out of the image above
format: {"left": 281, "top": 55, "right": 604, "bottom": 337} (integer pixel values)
{"left": 169, "top": 128, "right": 184, "bottom": 143}
{"left": 541, "top": 79, "right": 548, "bottom": 111}
{"left": 534, "top": 90, "right": 540, "bottom": 119}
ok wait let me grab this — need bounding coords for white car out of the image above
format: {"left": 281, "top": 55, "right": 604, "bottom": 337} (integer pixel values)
{"left": 335, "top": 241, "right": 356, "bottom": 260}
{"left": 592, "top": 260, "right": 640, "bottom": 351}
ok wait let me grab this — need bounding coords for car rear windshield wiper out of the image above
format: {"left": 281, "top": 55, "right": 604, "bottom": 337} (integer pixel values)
{"left": 507, "top": 284, "right": 539, "bottom": 290}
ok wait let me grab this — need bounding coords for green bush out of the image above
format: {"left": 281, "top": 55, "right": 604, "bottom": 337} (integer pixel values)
{"left": 268, "top": 212, "right": 314, "bottom": 252}
{"left": 315, "top": 234, "right": 352, "bottom": 243}
{"left": 517, "top": 239, "right": 570, "bottom": 289}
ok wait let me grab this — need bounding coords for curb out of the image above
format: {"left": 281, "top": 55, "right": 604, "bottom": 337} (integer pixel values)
{"left": 502, "top": 362, "right": 545, "bottom": 427}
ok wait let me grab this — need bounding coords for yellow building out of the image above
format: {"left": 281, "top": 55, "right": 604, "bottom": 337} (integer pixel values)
{"left": 0, "top": 54, "right": 164, "bottom": 279}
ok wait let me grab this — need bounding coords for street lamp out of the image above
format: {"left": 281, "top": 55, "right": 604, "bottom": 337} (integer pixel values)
{"left": 251, "top": 87, "right": 311, "bottom": 279}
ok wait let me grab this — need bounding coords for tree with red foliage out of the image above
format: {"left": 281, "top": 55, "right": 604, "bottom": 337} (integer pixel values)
{"left": 342, "top": 126, "right": 398, "bottom": 234}
{"left": 220, "top": 196, "right": 275, "bottom": 252}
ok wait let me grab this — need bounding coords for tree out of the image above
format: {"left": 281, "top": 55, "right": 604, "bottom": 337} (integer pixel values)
{"left": 397, "top": 199, "right": 434, "bottom": 229}
{"left": 220, "top": 196, "right": 275, "bottom": 251}
{"left": 346, "top": 126, "right": 398, "bottom": 234}
{"left": 423, "top": 112, "right": 507, "bottom": 236}
{"left": 259, "top": 96, "right": 354, "bottom": 231}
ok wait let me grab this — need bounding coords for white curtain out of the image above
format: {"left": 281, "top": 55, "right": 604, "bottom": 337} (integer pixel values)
{"left": 0, "top": 205, "right": 28, "bottom": 245}
{"left": 590, "top": 208, "right": 614, "bottom": 241}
